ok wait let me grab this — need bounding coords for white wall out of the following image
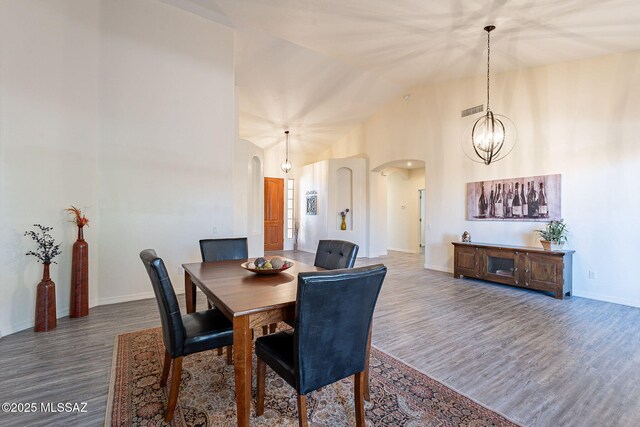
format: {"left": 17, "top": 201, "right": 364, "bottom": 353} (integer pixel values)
{"left": 98, "top": 0, "right": 235, "bottom": 304}
{"left": 386, "top": 168, "right": 425, "bottom": 253}
{"left": 233, "top": 139, "right": 264, "bottom": 258}
{"left": 368, "top": 172, "right": 388, "bottom": 258}
{"left": 0, "top": 0, "right": 101, "bottom": 336}
{"left": 297, "top": 157, "right": 368, "bottom": 256}
{"left": 328, "top": 51, "right": 640, "bottom": 307}
{"left": 326, "top": 158, "right": 368, "bottom": 257}
{"left": 297, "top": 161, "right": 328, "bottom": 253}
{"left": 0, "top": 0, "right": 236, "bottom": 335}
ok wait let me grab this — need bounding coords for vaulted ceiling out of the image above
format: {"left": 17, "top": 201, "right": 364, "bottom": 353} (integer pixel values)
{"left": 163, "top": 0, "right": 640, "bottom": 157}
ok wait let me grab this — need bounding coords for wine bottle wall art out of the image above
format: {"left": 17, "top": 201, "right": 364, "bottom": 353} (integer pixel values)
{"left": 466, "top": 174, "right": 560, "bottom": 222}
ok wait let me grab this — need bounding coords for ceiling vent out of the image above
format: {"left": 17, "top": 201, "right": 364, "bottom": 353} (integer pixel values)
{"left": 461, "top": 104, "right": 483, "bottom": 117}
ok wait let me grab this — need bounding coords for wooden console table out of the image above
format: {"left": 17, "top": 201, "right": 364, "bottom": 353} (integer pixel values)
{"left": 452, "top": 242, "right": 574, "bottom": 299}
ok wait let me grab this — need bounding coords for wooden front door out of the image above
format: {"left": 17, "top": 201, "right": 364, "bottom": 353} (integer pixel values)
{"left": 264, "top": 177, "right": 284, "bottom": 251}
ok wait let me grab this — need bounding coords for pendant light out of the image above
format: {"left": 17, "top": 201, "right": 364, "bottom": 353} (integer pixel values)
{"left": 465, "top": 25, "right": 516, "bottom": 165}
{"left": 280, "top": 130, "right": 292, "bottom": 173}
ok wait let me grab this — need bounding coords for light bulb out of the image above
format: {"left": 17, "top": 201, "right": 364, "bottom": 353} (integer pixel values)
{"left": 473, "top": 113, "right": 505, "bottom": 153}
{"left": 281, "top": 160, "right": 292, "bottom": 173}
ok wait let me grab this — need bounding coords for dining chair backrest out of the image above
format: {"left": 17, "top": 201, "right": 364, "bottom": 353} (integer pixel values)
{"left": 293, "top": 264, "right": 387, "bottom": 394}
{"left": 199, "top": 237, "right": 248, "bottom": 262}
{"left": 140, "top": 249, "right": 185, "bottom": 358}
{"left": 313, "top": 240, "right": 359, "bottom": 270}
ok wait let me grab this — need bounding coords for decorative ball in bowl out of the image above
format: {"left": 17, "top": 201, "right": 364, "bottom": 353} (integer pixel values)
{"left": 241, "top": 257, "right": 293, "bottom": 275}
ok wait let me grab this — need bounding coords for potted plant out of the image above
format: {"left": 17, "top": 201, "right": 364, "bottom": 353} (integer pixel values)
{"left": 535, "top": 219, "right": 568, "bottom": 251}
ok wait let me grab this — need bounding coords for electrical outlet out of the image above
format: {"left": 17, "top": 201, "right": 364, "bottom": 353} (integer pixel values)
{"left": 178, "top": 266, "right": 184, "bottom": 277}
{"left": 589, "top": 270, "right": 597, "bottom": 280}
{"left": 212, "top": 225, "right": 218, "bottom": 234}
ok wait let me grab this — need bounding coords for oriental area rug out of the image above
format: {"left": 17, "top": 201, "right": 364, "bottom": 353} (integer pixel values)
{"left": 106, "top": 327, "right": 518, "bottom": 426}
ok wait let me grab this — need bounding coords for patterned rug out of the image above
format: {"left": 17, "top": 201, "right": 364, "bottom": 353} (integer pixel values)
{"left": 105, "top": 327, "right": 518, "bottom": 426}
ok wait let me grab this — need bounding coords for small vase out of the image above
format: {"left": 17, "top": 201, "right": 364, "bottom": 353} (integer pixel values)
{"left": 540, "top": 240, "right": 551, "bottom": 251}
{"left": 340, "top": 217, "right": 347, "bottom": 230}
{"left": 35, "top": 263, "right": 56, "bottom": 332}
{"left": 70, "top": 225, "right": 89, "bottom": 318}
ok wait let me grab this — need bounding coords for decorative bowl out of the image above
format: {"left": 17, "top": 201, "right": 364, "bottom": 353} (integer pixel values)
{"left": 241, "top": 260, "right": 293, "bottom": 275}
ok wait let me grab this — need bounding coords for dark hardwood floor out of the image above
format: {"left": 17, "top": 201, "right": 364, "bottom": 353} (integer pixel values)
{"left": 1, "top": 250, "right": 639, "bottom": 426}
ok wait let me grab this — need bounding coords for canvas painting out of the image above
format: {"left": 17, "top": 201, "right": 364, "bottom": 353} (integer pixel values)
{"left": 466, "top": 174, "right": 561, "bottom": 221}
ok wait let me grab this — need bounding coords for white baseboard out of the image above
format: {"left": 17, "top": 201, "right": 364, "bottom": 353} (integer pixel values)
{"left": 0, "top": 293, "right": 154, "bottom": 337}
{"left": 3, "top": 273, "right": 638, "bottom": 337}
{"left": 95, "top": 291, "right": 156, "bottom": 306}
{"left": 1, "top": 319, "right": 36, "bottom": 337}
{"left": 387, "top": 247, "right": 420, "bottom": 254}
{"left": 424, "top": 264, "right": 452, "bottom": 274}
{"left": 1, "top": 307, "right": 70, "bottom": 337}
{"left": 421, "top": 265, "right": 640, "bottom": 308}
{"left": 572, "top": 290, "right": 640, "bottom": 308}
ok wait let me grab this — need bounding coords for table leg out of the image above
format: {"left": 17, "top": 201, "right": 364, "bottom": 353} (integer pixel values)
{"left": 184, "top": 271, "right": 196, "bottom": 314}
{"left": 233, "top": 315, "right": 252, "bottom": 427}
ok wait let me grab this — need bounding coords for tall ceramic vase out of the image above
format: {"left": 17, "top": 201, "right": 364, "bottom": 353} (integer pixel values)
{"left": 340, "top": 216, "right": 347, "bottom": 230}
{"left": 70, "top": 225, "right": 89, "bottom": 318}
{"left": 35, "top": 262, "right": 56, "bottom": 332}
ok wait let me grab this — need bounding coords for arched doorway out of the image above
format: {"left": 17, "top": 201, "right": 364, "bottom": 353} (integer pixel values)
{"left": 371, "top": 159, "right": 426, "bottom": 256}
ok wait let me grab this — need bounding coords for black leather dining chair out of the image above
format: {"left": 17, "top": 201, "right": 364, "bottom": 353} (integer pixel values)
{"left": 199, "top": 237, "right": 248, "bottom": 262}
{"left": 199, "top": 237, "right": 253, "bottom": 339}
{"left": 139, "top": 249, "right": 234, "bottom": 422}
{"left": 281, "top": 240, "right": 359, "bottom": 334}
{"left": 314, "top": 239, "right": 359, "bottom": 269}
{"left": 255, "top": 264, "right": 387, "bottom": 427}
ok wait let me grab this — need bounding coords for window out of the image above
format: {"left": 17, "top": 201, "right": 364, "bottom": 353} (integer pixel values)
{"left": 286, "top": 179, "right": 295, "bottom": 239}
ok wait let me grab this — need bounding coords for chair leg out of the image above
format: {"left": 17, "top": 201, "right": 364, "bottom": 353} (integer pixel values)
{"left": 262, "top": 325, "right": 269, "bottom": 336}
{"left": 297, "top": 394, "right": 308, "bottom": 427}
{"left": 364, "top": 326, "right": 372, "bottom": 401}
{"left": 256, "top": 357, "right": 266, "bottom": 416}
{"left": 269, "top": 323, "right": 277, "bottom": 333}
{"left": 364, "top": 370, "right": 370, "bottom": 402}
{"left": 217, "top": 347, "right": 223, "bottom": 356}
{"left": 354, "top": 371, "right": 366, "bottom": 427}
{"left": 207, "top": 300, "right": 213, "bottom": 309}
{"left": 160, "top": 349, "right": 171, "bottom": 387}
{"left": 165, "top": 356, "right": 183, "bottom": 422}
{"left": 226, "top": 346, "right": 233, "bottom": 365}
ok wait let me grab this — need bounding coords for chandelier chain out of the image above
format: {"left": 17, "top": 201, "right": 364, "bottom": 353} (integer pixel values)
{"left": 285, "top": 130, "right": 289, "bottom": 161}
{"left": 486, "top": 28, "right": 491, "bottom": 111}
{"left": 281, "top": 129, "right": 292, "bottom": 173}
{"left": 465, "top": 25, "right": 516, "bottom": 165}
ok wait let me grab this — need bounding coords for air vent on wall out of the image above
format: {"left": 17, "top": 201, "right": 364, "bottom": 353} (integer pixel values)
{"left": 461, "top": 104, "right": 484, "bottom": 117}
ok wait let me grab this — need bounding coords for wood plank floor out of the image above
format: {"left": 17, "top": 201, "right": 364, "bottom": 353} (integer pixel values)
{"left": 1, "top": 250, "right": 639, "bottom": 426}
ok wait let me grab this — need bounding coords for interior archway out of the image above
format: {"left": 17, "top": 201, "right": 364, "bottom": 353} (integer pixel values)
{"left": 371, "top": 159, "right": 426, "bottom": 256}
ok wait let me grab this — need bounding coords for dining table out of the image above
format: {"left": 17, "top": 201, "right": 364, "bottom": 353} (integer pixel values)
{"left": 182, "top": 258, "right": 373, "bottom": 426}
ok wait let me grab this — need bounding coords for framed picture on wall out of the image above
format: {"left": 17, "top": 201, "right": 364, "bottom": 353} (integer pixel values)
{"left": 466, "top": 174, "right": 561, "bottom": 221}
{"left": 306, "top": 191, "right": 317, "bottom": 215}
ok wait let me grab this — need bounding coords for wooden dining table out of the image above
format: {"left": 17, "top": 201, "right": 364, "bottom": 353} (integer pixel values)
{"left": 182, "top": 259, "right": 324, "bottom": 427}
